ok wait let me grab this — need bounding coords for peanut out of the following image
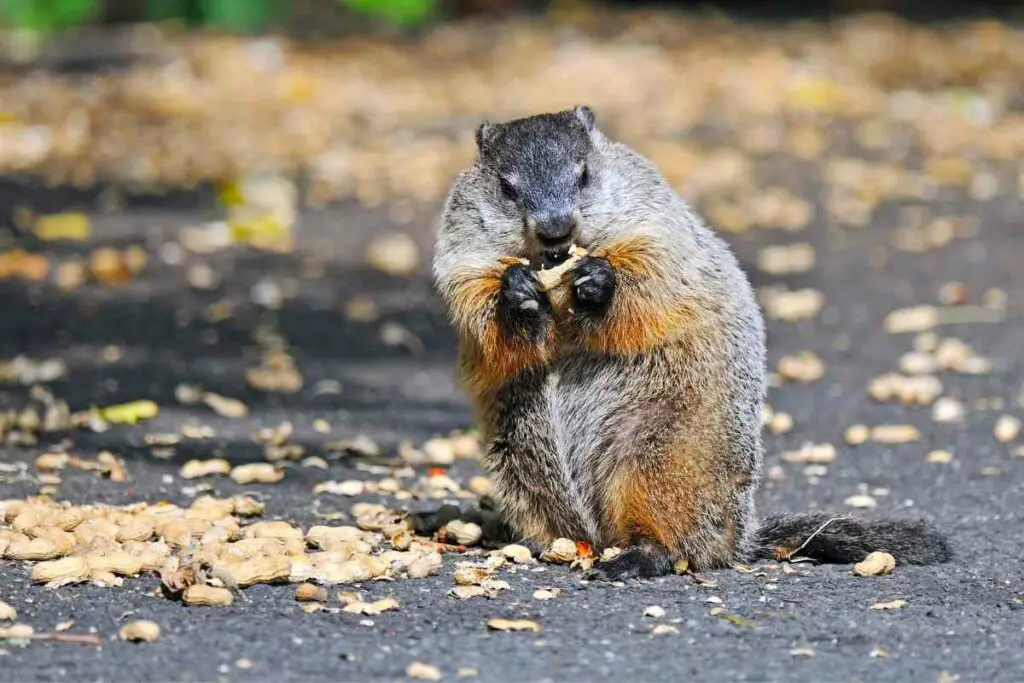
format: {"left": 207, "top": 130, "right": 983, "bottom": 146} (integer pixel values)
{"left": 86, "top": 551, "right": 143, "bottom": 577}
{"left": 6, "top": 538, "right": 63, "bottom": 561}
{"left": 223, "top": 555, "right": 291, "bottom": 588}
{"left": 183, "top": 584, "right": 233, "bottom": 607}
{"left": 229, "top": 463, "right": 283, "bottom": 485}
{"left": 119, "top": 620, "right": 160, "bottom": 642}
{"left": 31, "top": 556, "right": 91, "bottom": 585}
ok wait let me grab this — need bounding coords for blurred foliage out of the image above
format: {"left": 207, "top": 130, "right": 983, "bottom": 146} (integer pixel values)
{"left": 340, "top": 0, "right": 436, "bottom": 26}
{"left": 0, "top": 0, "right": 97, "bottom": 31}
{"left": 0, "top": 0, "right": 440, "bottom": 33}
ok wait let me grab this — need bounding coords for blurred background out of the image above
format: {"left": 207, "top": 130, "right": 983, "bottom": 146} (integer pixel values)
{"left": 0, "top": 0, "right": 1021, "bottom": 459}
{"left": 0, "top": 5, "right": 1022, "bottom": 678}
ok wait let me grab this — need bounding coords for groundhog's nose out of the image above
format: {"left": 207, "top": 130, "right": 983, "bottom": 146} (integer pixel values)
{"left": 530, "top": 211, "right": 577, "bottom": 244}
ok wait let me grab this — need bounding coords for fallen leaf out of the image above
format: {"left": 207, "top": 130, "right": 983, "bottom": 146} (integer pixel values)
{"left": 34, "top": 212, "right": 91, "bottom": 241}
{"left": 96, "top": 400, "right": 158, "bottom": 425}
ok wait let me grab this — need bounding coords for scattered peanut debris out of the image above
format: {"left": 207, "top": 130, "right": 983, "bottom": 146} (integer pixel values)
{"left": 778, "top": 352, "right": 826, "bottom": 382}
{"left": 314, "top": 480, "right": 365, "bottom": 497}
{"left": 994, "top": 415, "right": 1022, "bottom": 443}
{"left": 768, "top": 411, "right": 794, "bottom": 435}
{"left": 870, "top": 425, "right": 921, "bottom": 444}
{"left": 935, "top": 338, "right": 993, "bottom": 374}
{"left": 0, "top": 624, "right": 35, "bottom": 640}
{"left": 406, "top": 661, "right": 442, "bottom": 681}
{"left": 854, "top": 552, "right": 896, "bottom": 577}
{"left": 781, "top": 443, "right": 836, "bottom": 464}
{"left": 230, "top": 463, "right": 284, "bottom": 485}
{"left": 789, "top": 647, "right": 815, "bottom": 658}
{"left": 0, "top": 601, "right": 16, "bottom": 621}
{"left": 868, "top": 373, "right": 943, "bottom": 405}
{"left": 844, "top": 494, "right": 878, "bottom": 509}
{"left": 898, "top": 352, "right": 937, "bottom": 377}
{"left": 651, "top": 624, "right": 680, "bottom": 636}
{"left": 644, "top": 606, "right": 666, "bottom": 618}
{"left": 932, "top": 398, "right": 966, "bottom": 423}
{"left": 885, "top": 305, "right": 1003, "bottom": 334}
{"left": 202, "top": 392, "right": 249, "bottom": 419}
{"left": 119, "top": 620, "right": 161, "bottom": 643}
{"left": 444, "top": 521, "right": 482, "bottom": 547}
{"left": 757, "top": 243, "right": 815, "bottom": 276}
{"left": 180, "top": 458, "right": 232, "bottom": 479}
{"left": 366, "top": 233, "right": 419, "bottom": 276}
{"left": 245, "top": 355, "right": 304, "bottom": 394}
{"left": 498, "top": 544, "right": 533, "bottom": 564}
{"left": 486, "top": 618, "right": 540, "bottom": 632}
{"left": 295, "top": 583, "right": 328, "bottom": 602}
{"left": 540, "top": 538, "right": 577, "bottom": 564}
{"left": 343, "top": 598, "right": 399, "bottom": 615}
{"left": 844, "top": 425, "right": 870, "bottom": 446}
{"left": 928, "top": 450, "right": 954, "bottom": 464}
{"left": 533, "top": 588, "right": 560, "bottom": 601}
{"left": 467, "top": 476, "right": 491, "bottom": 496}
{"left": 884, "top": 306, "right": 940, "bottom": 334}
{"left": 448, "top": 585, "right": 487, "bottom": 600}
{"left": 871, "top": 599, "right": 908, "bottom": 610}
{"left": 759, "top": 287, "right": 824, "bottom": 322}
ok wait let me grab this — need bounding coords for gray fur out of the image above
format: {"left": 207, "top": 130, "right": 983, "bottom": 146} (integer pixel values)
{"left": 434, "top": 107, "right": 948, "bottom": 576}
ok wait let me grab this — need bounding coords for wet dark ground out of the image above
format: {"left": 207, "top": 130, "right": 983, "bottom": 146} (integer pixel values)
{"left": 0, "top": 166, "right": 1022, "bottom": 683}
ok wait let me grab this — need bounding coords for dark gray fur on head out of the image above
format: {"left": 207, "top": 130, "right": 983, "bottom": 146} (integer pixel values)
{"left": 474, "top": 106, "right": 595, "bottom": 219}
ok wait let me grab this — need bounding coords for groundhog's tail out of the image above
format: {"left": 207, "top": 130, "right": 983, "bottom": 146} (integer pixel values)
{"left": 753, "top": 512, "right": 952, "bottom": 565}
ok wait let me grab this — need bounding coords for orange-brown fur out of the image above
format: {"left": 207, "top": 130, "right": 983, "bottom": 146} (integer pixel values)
{"left": 576, "top": 236, "right": 698, "bottom": 356}
{"left": 605, "top": 438, "right": 738, "bottom": 565}
{"left": 448, "top": 264, "right": 556, "bottom": 397}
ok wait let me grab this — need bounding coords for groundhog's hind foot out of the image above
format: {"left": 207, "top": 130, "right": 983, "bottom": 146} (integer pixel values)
{"left": 584, "top": 544, "right": 673, "bottom": 582}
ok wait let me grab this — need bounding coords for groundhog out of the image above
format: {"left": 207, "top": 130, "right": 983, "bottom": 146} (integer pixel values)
{"left": 430, "top": 105, "right": 950, "bottom": 580}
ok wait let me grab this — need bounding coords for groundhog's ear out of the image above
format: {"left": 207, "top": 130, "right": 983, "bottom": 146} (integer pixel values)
{"left": 573, "top": 105, "right": 596, "bottom": 132}
{"left": 475, "top": 121, "right": 494, "bottom": 151}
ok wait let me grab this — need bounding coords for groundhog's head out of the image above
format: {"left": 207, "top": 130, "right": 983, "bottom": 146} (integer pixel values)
{"left": 473, "top": 105, "right": 600, "bottom": 266}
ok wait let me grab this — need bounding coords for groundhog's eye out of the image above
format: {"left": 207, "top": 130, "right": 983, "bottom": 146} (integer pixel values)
{"left": 578, "top": 164, "right": 590, "bottom": 189}
{"left": 499, "top": 177, "right": 518, "bottom": 201}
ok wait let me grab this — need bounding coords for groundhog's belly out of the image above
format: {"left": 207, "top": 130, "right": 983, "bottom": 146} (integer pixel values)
{"left": 535, "top": 356, "right": 639, "bottom": 543}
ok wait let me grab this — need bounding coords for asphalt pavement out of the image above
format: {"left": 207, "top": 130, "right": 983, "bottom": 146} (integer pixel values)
{"left": 0, "top": 155, "right": 1022, "bottom": 683}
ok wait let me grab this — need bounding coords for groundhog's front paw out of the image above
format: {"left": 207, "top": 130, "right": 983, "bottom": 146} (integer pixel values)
{"left": 498, "top": 264, "right": 552, "bottom": 341}
{"left": 572, "top": 256, "right": 616, "bottom": 315}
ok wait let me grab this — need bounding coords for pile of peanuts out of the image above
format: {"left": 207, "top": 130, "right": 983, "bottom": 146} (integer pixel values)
{"left": 0, "top": 495, "right": 446, "bottom": 606}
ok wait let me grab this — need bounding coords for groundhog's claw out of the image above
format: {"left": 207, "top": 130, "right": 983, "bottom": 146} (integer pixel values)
{"left": 572, "top": 256, "right": 616, "bottom": 313}
{"left": 498, "top": 264, "right": 552, "bottom": 341}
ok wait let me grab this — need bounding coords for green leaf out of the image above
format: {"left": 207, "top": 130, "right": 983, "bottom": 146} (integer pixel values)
{"left": 0, "top": 0, "right": 97, "bottom": 31}
{"left": 198, "top": 0, "right": 286, "bottom": 32}
{"left": 340, "top": 0, "right": 436, "bottom": 26}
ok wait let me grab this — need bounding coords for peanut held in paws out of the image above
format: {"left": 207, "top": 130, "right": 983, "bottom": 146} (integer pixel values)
{"left": 536, "top": 244, "right": 587, "bottom": 292}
